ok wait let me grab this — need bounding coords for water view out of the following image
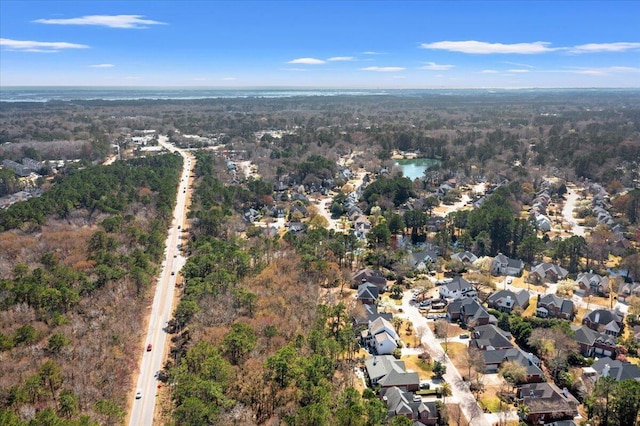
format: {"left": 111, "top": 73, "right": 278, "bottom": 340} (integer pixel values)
{"left": 395, "top": 158, "right": 441, "bottom": 180}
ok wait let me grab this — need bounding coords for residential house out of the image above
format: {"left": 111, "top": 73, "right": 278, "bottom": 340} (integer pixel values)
{"left": 528, "top": 262, "right": 569, "bottom": 284}
{"left": 536, "top": 294, "right": 575, "bottom": 320}
{"left": 383, "top": 387, "right": 438, "bottom": 425}
{"left": 535, "top": 213, "right": 553, "bottom": 232}
{"left": 427, "top": 216, "right": 446, "bottom": 232}
{"left": 447, "top": 298, "right": 492, "bottom": 327}
{"left": 582, "top": 309, "right": 624, "bottom": 336}
{"left": 243, "top": 208, "right": 260, "bottom": 223}
{"left": 364, "top": 356, "right": 419, "bottom": 391}
{"left": 517, "top": 382, "right": 579, "bottom": 425}
{"left": 481, "top": 347, "right": 544, "bottom": 382}
{"left": 410, "top": 250, "right": 438, "bottom": 271}
{"left": 491, "top": 253, "right": 525, "bottom": 277}
{"left": 573, "top": 325, "right": 617, "bottom": 358}
{"left": 589, "top": 357, "right": 640, "bottom": 381}
{"left": 353, "top": 269, "right": 388, "bottom": 293}
{"left": 618, "top": 282, "right": 640, "bottom": 302}
{"left": 362, "top": 317, "right": 400, "bottom": 355}
{"left": 439, "top": 276, "right": 473, "bottom": 300}
{"left": 357, "top": 282, "right": 380, "bottom": 305}
{"left": 470, "top": 324, "right": 513, "bottom": 350}
{"left": 286, "top": 222, "right": 305, "bottom": 233}
{"left": 487, "top": 289, "right": 530, "bottom": 313}
{"left": 352, "top": 304, "right": 392, "bottom": 328}
{"left": 450, "top": 251, "right": 478, "bottom": 265}
{"left": 576, "top": 272, "right": 610, "bottom": 296}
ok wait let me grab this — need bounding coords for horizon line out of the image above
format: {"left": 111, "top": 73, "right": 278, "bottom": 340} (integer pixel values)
{"left": 1, "top": 85, "right": 639, "bottom": 90}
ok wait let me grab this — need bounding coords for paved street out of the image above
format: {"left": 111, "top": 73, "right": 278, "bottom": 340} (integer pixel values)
{"left": 128, "top": 137, "right": 194, "bottom": 426}
{"left": 399, "top": 292, "right": 497, "bottom": 426}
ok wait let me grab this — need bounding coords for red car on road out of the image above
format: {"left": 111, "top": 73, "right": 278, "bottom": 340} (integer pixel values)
{"left": 146, "top": 344, "right": 152, "bottom": 352}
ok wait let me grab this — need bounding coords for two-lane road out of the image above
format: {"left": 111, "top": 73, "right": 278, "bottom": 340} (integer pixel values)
{"left": 128, "top": 136, "right": 194, "bottom": 426}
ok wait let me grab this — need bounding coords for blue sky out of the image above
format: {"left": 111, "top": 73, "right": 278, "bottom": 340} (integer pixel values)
{"left": 1, "top": 1, "right": 639, "bottom": 88}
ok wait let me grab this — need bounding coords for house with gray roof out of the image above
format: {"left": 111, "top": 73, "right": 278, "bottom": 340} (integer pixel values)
{"left": 481, "top": 347, "right": 544, "bottom": 382}
{"left": 383, "top": 387, "right": 438, "bottom": 425}
{"left": 491, "top": 253, "right": 525, "bottom": 277}
{"left": 487, "top": 289, "right": 530, "bottom": 313}
{"left": 439, "top": 276, "right": 473, "bottom": 300}
{"left": 528, "top": 262, "right": 568, "bottom": 284}
{"left": 576, "top": 272, "right": 611, "bottom": 296}
{"left": 362, "top": 317, "right": 399, "bottom": 355}
{"left": 450, "top": 251, "right": 478, "bottom": 265}
{"left": 590, "top": 357, "right": 640, "bottom": 382}
{"left": 536, "top": 294, "right": 575, "bottom": 320}
{"left": 471, "top": 324, "right": 513, "bottom": 350}
{"left": 447, "top": 298, "right": 492, "bottom": 327}
{"left": 353, "top": 304, "right": 393, "bottom": 328}
{"left": 364, "top": 356, "right": 419, "bottom": 392}
{"left": 357, "top": 282, "right": 379, "bottom": 305}
{"left": 518, "top": 383, "right": 579, "bottom": 425}
{"left": 353, "top": 269, "right": 387, "bottom": 293}
{"left": 582, "top": 309, "right": 624, "bottom": 336}
{"left": 409, "top": 250, "right": 438, "bottom": 271}
{"left": 573, "top": 325, "right": 617, "bottom": 358}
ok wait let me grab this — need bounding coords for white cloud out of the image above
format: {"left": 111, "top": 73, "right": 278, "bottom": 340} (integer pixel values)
{"left": 420, "top": 40, "right": 555, "bottom": 54}
{"left": 362, "top": 51, "right": 384, "bottom": 55}
{"left": 191, "top": 77, "right": 207, "bottom": 81}
{"left": 33, "top": 15, "right": 165, "bottom": 29}
{"left": 480, "top": 69, "right": 499, "bottom": 74}
{"left": 507, "top": 69, "right": 530, "bottom": 73}
{"left": 90, "top": 63, "right": 114, "bottom": 68}
{"left": 570, "top": 42, "right": 640, "bottom": 53}
{"left": 0, "top": 38, "right": 89, "bottom": 52}
{"left": 504, "top": 61, "right": 534, "bottom": 68}
{"left": 569, "top": 66, "right": 640, "bottom": 75}
{"left": 327, "top": 56, "right": 355, "bottom": 62}
{"left": 221, "top": 77, "right": 236, "bottom": 81}
{"left": 361, "top": 66, "right": 405, "bottom": 72}
{"left": 420, "top": 62, "right": 455, "bottom": 71}
{"left": 288, "top": 57, "right": 325, "bottom": 65}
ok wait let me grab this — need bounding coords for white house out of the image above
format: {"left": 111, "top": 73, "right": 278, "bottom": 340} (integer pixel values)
{"left": 364, "top": 317, "right": 400, "bottom": 355}
{"left": 439, "top": 276, "right": 473, "bottom": 300}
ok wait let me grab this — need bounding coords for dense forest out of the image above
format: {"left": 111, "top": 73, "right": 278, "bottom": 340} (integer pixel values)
{"left": 0, "top": 154, "right": 182, "bottom": 425}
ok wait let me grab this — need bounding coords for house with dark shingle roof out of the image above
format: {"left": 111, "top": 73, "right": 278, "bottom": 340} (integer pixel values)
{"left": 410, "top": 250, "right": 438, "bottom": 271}
{"left": 481, "top": 347, "right": 544, "bottom": 382}
{"left": 576, "top": 272, "right": 610, "bottom": 296}
{"left": 352, "top": 304, "right": 392, "bottom": 328}
{"left": 447, "top": 298, "right": 492, "bottom": 327}
{"left": 582, "top": 309, "right": 624, "bottom": 337}
{"left": 573, "top": 325, "right": 617, "bottom": 358}
{"left": 450, "top": 251, "right": 478, "bottom": 265}
{"left": 517, "top": 382, "right": 579, "bottom": 425}
{"left": 487, "top": 289, "right": 530, "bottom": 313}
{"left": 471, "top": 324, "right": 513, "bottom": 350}
{"left": 353, "top": 269, "right": 388, "bottom": 293}
{"left": 590, "top": 357, "right": 640, "bottom": 382}
{"left": 383, "top": 387, "right": 438, "bottom": 425}
{"left": 528, "top": 262, "right": 569, "bottom": 284}
{"left": 357, "top": 282, "right": 379, "bottom": 305}
{"left": 536, "top": 294, "right": 575, "bottom": 320}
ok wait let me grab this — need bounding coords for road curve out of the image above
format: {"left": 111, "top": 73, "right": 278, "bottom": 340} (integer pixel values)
{"left": 128, "top": 136, "right": 194, "bottom": 426}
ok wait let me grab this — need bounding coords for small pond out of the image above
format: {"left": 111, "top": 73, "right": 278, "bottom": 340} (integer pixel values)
{"left": 394, "top": 158, "right": 441, "bottom": 181}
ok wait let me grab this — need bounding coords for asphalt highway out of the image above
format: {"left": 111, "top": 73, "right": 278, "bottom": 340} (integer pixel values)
{"left": 128, "top": 136, "right": 193, "bottom": 426}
